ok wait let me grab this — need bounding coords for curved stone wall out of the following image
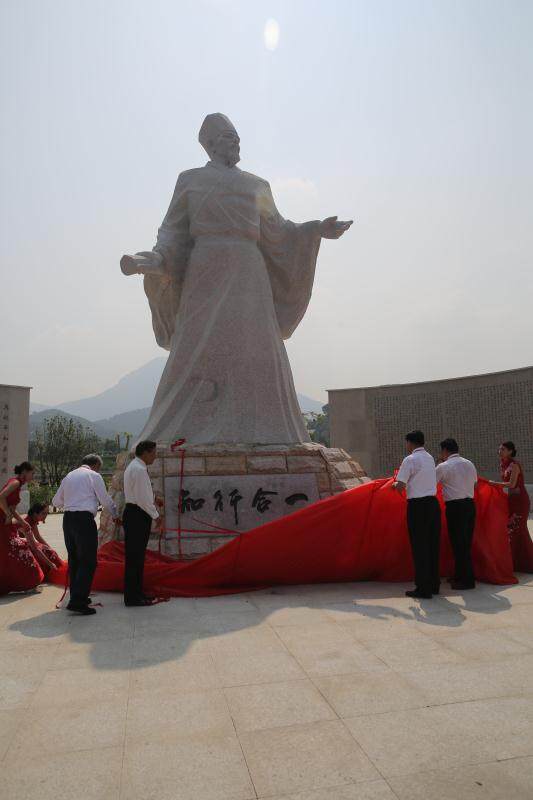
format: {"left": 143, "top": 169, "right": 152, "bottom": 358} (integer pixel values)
{"left": 329, "top": 366, "right": 533, "bottom": 480}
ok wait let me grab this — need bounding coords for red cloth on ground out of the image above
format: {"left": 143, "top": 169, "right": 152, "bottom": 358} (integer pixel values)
{"left": 48, "top": 477, "right": 518, "bottom": 597}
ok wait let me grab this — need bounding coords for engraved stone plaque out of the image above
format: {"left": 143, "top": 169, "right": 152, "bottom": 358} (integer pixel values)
{"left": 164, "top": 473, "right": 319, "bottom": 534}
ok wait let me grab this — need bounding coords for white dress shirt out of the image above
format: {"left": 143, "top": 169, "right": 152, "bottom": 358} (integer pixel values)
{"left": 52, "top": 466, "right": 117, "bottom": 517}
{"left": 436, "top": 454, "right": 477, "bottom": 501}
{"left": 397, "top": 447, "right": 437, "bottom": 499}
{"left": 123, "top": 457, "right": 159, "bottom": 520}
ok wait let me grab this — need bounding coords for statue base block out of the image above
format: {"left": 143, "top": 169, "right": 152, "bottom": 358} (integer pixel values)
{"left": 100, "top": 443, "right": 369, "bottom": 560}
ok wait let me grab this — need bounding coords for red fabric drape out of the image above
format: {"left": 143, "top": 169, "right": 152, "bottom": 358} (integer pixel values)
{"left": 49, "top": 477, "right": 517, "bottom": 597}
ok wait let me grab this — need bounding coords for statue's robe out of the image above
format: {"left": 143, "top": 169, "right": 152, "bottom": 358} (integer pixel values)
{"left": 139, "top": 161, "right": 321, "bottom": 444}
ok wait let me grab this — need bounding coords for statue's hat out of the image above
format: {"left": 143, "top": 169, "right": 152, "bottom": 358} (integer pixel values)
{"left": 199, "top": 113, "right": 238, "bottom": 152}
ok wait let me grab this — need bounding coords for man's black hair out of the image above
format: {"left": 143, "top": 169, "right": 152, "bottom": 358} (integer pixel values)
{"left": 405, "top": 430, "right": 425, "bottom": 447}
{"left": 135, "top": 440, "right": 157, "bottom": 457}
{"left": 440, "top": 438, "right": 459, "bottom": 454}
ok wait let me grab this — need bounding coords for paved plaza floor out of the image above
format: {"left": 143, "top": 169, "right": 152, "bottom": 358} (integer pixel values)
{"left": 1, "top": 515, "right": 533, "bottom": 799}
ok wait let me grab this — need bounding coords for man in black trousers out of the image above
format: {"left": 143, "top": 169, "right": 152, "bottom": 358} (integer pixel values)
{"left": 122, "top": 440, "right": 160, "bottom": 606}
{"left": 53, "top": 454, "right": 118, "bottom": 615}
{"left": 392, "top": 430, "right": 441, "bottom": 599}
{"left": 436, "top": 438, "right": 477, "bottom": 590}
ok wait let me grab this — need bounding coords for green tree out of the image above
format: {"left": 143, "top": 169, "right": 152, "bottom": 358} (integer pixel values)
{"left": 29, "top": 482, "right": 58, "bottom": 507}
{"left": 304, "top": 405, "right": 330, "bottom": 446}
{"left": 103, "top": 438, "right": 121, "bottom": 455}
{"left": 29, "top": 415, "right": 102, "bottom": 486}
{"left": 114, "top": 432, "right": 132, "bottom": 451}
{"left": 101, "top": 438, "right": 121, "bottom": 475}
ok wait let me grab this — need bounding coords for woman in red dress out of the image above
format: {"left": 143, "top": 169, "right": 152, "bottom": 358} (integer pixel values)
{"left": 22, "top": 502, "right": 63, "bottom": 577}
{"left": 0, "top": 462, "right": 44, "bottom": 594}
{"left": 491, "top": 441, "right": 533, "bottom": 573}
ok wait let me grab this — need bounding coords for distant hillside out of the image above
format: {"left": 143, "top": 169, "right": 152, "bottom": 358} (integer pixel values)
{"left": 30, "top": 398, "right": 323, "bottom": 441}
{"left": 298, "top": 394, "right": 324, "bottom": 413}
{"left": 94, "top": 407, "right": 150, "bottom": 437}
{"left": 29, "top": 409, "right": 117, "bottom": 439}
{"left": 30, "top": 402, "right": 51, "bottom": 413}
{"left": 32, "top": 357, "right": 324, "bottom": 420}
{"left": 55, "top": 358, "right": 166, "bottom": 420}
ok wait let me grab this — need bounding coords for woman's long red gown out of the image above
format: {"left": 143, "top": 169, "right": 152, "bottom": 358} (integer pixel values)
{"left": 0, "top": 478, "right": 44, "bottom": 594}
{"left": 24, "top": 516, "right": 63, "bottom": 576}
{"left": 501, "top": 459, "right": 533, "bottom": 573}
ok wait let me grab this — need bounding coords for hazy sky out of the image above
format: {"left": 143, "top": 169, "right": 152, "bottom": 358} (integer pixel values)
{"left": 1, "top": 0, "right": 532, "bottom": 405}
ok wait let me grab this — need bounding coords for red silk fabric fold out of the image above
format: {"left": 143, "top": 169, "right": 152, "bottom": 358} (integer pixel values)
{"left": 49, "top": 477, "right": 517, "bottom": 597}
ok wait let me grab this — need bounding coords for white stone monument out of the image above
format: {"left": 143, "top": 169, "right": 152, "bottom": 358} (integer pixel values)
{"left": 102, "top": 114, "right": 367, "bottom": 557}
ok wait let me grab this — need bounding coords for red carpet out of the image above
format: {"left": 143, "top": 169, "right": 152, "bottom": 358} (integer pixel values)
{"left": 49, "top": 477, "right": 517, "bottom": 597}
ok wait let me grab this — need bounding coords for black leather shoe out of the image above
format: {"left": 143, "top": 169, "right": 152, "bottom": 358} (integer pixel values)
{"left": 124, "top": 598, "right": 155, "bottom": 607}
{"left": 451, "top": 581, "right": 476, "bottom": 590}
{"left": 405, "top": 590, "right": 433, "bottom": 599}
{"left": 67, "top": 604, "right": 97, "bottom": 615}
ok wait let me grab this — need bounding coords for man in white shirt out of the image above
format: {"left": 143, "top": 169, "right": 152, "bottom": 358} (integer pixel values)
{"left": 53, "top": 454, "right": 118, "bottom": 615}
{"left": 436, "top": 438, "right": 477, "bottom": 590}
{"left": 392, "top": 430, "right": 441, "bottom": 599}
{"left": 122, "top": 440, "right": 160, "bottom": 606}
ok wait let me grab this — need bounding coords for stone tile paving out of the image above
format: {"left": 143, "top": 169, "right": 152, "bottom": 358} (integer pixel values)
{"left": 1, "top": 515, "right": 532, "bottom": 799}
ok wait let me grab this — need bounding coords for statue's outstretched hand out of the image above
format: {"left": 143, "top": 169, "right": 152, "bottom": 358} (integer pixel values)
{"left": 319, "top": 216, "right": 353, "bottom": 239}
{"left": 120, "top": 251, "right": 164, "bottom": 276}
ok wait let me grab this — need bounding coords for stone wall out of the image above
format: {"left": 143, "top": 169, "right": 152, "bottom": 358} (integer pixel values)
{"left": 0, "top": 384, "right": 30, "bottom": 480}
{"left": 101, "top": 442, "right": 368, "bottom": 559}
{"left": 0, "top": 384, "right": 30, "bottom": 511}
{"left": 329, "top": 366, "right": 533, "bottom": 480}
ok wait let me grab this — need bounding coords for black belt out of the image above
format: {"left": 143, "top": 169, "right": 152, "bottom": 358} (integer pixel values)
{"left": 407, "top": 495, "right": 438, "bottom": 503}
{"left": 445, "top": 497, "right": 474, "bottom": 505}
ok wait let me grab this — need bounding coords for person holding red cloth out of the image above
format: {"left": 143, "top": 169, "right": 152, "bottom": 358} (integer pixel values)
{"left": 491, "top": 441, "right": 533, "bottom": 573}
{"left": 122, "top": 440, "right": 160, "bottom": 606}
{"left": 22, "top": 502, "right": 63, "bottom": 577}
{"left": 436, "top": 438, "right": 477, "bottom": 590}
{"left": 392, "top": 430, "right": 441, "bottom": 599}
{"left": 0, "top": 462, "right": 44, "bottom": 594}
{"left": 53, "top": 454, "right": 118, "bottom": 615}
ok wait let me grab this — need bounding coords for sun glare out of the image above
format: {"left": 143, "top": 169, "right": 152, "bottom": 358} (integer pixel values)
{"left": 263, "top": 18, "right": 280, "bottom": 51}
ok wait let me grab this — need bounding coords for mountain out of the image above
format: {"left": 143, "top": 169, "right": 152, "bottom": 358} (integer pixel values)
{"left": 30, "top": 397, "right": 324, "bottom": 441}
{"left": 30, "top": 402, "right": 51, "bottom": 413}
{"left": 36, "top": 357, "right": 324, "bottom": 420}
{"left": 298, "top": 394, "right": 325, "bottom": 414}
{"left": 29, "top": 407, "right": 151, "bottom": 440}
{"left": 28, "top": 409, "right": 117, "bottom": 439}
{"left": 56, "top": 358, "right": 166, "bottom": 420}
{"left": 94, "top": 407, "right": 151, "bottom": 437}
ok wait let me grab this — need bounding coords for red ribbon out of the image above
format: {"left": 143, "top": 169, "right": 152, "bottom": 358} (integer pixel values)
{"left": 158, "top": 437, "right": 187, "bottom": 557}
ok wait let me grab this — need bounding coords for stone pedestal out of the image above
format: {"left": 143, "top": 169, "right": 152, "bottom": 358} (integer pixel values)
{"left": 100, "top": 443, "right": 368, "bottom": 560}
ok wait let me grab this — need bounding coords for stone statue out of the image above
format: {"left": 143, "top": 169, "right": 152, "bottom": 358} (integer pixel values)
{"left": 121, "top": 113, "right": 352, "bottom": 445}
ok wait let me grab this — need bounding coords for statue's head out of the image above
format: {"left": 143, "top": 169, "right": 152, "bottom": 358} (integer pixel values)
{"left": 199, "top": 113, "right": 240, "bottom": 167}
